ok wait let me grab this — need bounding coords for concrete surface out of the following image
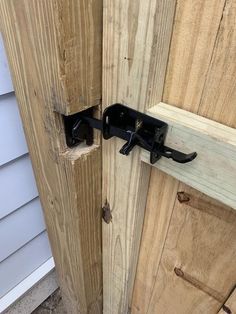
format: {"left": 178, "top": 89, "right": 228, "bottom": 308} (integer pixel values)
{"left": 32, "top": 289, "right": 66, "bottom": 314}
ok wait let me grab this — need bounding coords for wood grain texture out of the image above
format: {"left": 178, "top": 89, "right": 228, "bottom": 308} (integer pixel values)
{"left": 0, "top": 0, "right": 102, "bottom": 116}
{"left": 54, "top": 0, "right": 102, "bottom": 114}
{"left": 142, "top": 102, "right": 236, "bottom": 209}
{"left": 0, "top": 1, "right": 102, "bottom": 313}
{"left": 163, "top": 0, "right": 236, "bottom": 129}
{"left": 143, "top": 185, "right": 236, "bottom": 314}
{"left": 198, "top": 0, "right": 236, "bottom": 127}
{"left": 133, "top": 0, "right": 236, "bottom": 313}
{"left": 163, "top": 0, "right": 226, "bottom": 113}
{"left": 218, "top": 287, "right": 236, "bottom": 313}
{"left": 132, "top": 169, "right": 179, "bottom": 314}
{"left": 102, "top": 0, "right": 176, "bottom": 313}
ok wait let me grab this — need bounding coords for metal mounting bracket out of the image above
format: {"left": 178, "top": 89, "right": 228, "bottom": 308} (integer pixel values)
{"left": 64, "top": 104, "right": 197, "bottom": 164}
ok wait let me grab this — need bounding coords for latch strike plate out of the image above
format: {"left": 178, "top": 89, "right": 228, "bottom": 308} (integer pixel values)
{"left": 64, "top": 104, "right": 197, "bottom": 164}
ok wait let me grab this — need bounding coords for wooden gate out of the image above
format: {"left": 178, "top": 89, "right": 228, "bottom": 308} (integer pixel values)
{"left": 1, "top": 0, "right": 236, "bottom": 313}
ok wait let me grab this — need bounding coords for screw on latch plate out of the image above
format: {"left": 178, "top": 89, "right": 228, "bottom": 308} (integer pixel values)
{"left": 222, "top": 305, "right": 232, "bottom": 314}
{"left": 220, "top": 284, "right": 236, "bottom": 314}
{"left": 102, "top": 201, "right": 112, "bottom": 224}
{"left": 63, "top": 104, "right": 197, "bottom": 165}
{"left": 174, "top": 267, "right": 235, "bottom": 314}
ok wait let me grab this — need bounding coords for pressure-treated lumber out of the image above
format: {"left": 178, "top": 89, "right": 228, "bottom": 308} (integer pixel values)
{"left": 141, "top": 102, "right": 236, "bottom": 209}
{"left": 197, "top": 0, "right": 236, "bottom": 127}
{"left": 132, "top": 1, "right": 236, "bottom": 313}
{"left": 218, "top": 287, "right": 236, "bottom": 313}
{"left": 163, "top": 0, "right": 227, "bottom": 113}
{"left": 133, "top": 184, "right": 236, "bottom": 314}
{"left": 0, "top": 0, "right": 102, "bottom": 116}
{"left": 141, "top": 185, "right": 236, "bottom": 314}
{"left": 131, "top": 168, "right": 179, "bottom": 313}
{"left": 102, "top": 0, "right": 176, "bottom": 313}
{"left": 0, "top": 1, "right": 102, "bottom": 313}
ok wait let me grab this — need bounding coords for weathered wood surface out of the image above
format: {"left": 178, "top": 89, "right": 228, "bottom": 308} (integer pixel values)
{"left": 0, "top": 0, "right": 102, "bottom": 116}
{"left": 163, "top": 0, "right": 227, "bottom": 114}
{"left": 102, "top": 0, "right": 176, "bottom": 313}
{"left": 0, "top": 1, "right": 102, "bottom": 313}
{"left": 135, "top": 186, "right": 236, "bottom": 314}
{"left": 142, "top": 102, "right": 236, "bottom": 209}
{"left": 131, "top": 168, "right": 179, "bottom": 313}
{"left": 132, "top": 0, "right": 236, "bottom": 313}
{"left": 218, "top": 287, "right": 236, "bottom": 313}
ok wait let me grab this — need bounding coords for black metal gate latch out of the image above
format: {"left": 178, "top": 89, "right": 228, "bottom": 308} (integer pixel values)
{"left": 64, "top": 104, "right": 197, "bottom": 164}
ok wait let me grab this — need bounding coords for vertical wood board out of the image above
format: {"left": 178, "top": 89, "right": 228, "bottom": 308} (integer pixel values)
{"left": 132, "top": 169, "right": 179, "bottom": 313}
{"left": 102, "top": 0, "right": 176, "bottom": 313}
{"left": 143, "top": 186, "right": 236, "bottom": 314}
{"left": 163, "top": 0, "right": 226, "bottom": 113}
{"left": 132, "top": 1, "right": 236, "bottom": 313}
{"left": 0, "top": 1, "right": 102, "bottom": 313}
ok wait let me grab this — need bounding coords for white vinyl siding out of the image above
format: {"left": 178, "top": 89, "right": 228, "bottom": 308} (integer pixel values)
{"left": 0, "top": 232, "right": 52, "bottom": 297}
{"left": 0, "top": 154, "right": 38, "bottom": 220}
{"left": 0, "top": 34, "right": 13, "bottom": 95}
{"left": 0, "top": 198, "right": 45, "bottom": 262}
{"left": 0, "top": 94, "right": 28, "bottom": 166}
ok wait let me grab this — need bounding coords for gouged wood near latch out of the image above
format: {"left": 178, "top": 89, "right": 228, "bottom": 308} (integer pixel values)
{"left": 141, "top": 102, "right": 236, "bottom": 209}
{"left": 62, "top": 144, "right": 100, "bottom": 161}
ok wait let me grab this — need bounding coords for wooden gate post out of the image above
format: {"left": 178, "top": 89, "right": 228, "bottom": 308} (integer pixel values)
{"left": 0, "top": 1, "right": 102, "bottom": 313}
{"left": 102, "top": 0, "right": 177, "bottom": 313}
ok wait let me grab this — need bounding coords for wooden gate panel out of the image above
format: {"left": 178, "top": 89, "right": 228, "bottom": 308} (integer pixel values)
{"left": 135, "top": 185, "right": 236, "bottom": 313}
{"left": 132, "top": 0, "right": 236, "bottom": 313}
